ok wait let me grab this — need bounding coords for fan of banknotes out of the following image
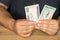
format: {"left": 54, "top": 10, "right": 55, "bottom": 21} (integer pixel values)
{"left": 24, "top": 4, "right": 56, "bottom": 29}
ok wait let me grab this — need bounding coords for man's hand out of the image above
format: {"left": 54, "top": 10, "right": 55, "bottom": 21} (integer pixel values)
{"left": 15, "top": 19, "right": 36, "bottom": 37}
{"left": 37, "top": 20, "right": 59, "bottom": 35}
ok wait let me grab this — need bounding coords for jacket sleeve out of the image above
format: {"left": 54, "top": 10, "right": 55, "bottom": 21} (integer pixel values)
{"left": 0, "top": 0, "right": 11, "bottom": 8}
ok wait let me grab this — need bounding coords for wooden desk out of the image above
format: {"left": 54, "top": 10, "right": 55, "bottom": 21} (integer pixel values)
{"left": 0, "top": 25, "right": 60, "bottom": 40}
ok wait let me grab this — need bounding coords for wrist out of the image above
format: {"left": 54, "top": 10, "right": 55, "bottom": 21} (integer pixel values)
{"left": 57, "top": 19, "right": 60, "bottom": 30}
{"left": 8, "top": 18, "right": 16, "bottom": 32}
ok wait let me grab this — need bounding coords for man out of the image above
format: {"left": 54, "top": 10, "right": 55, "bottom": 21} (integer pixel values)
{"left": 0, "top": 0, "right": 60, "bottom": 37}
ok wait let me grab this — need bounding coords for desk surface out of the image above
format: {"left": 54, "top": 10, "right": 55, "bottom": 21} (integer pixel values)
{"left": 0, "top": 25, "right": 60, "bottom": 40}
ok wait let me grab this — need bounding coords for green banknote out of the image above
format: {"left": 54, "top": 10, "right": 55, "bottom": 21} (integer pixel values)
{"left": 38, "top": 5, "right": 56, "bottom": 20}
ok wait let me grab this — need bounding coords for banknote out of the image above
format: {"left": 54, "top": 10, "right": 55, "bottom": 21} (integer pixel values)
{"left": 38, "top": 5, "right": 56, "bottom": 20}
{"left": 24, "top": 4, "right": 56, "bottom": 29}
{"left": 24, "top": 4, "right": 40, "bottom": 22}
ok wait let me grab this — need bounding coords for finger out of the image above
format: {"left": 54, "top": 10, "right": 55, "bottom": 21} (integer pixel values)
{"left": 49, "top": 20, "right": 58, "bottom": 25}
{"left": 47, "top": 21, "right": 59, "bottom": 32}
{"left": 20, "top": 21, "right": 36, "bottom": 31}
{"left": 27, "top": 21, "right": 36, "bottom": 26}
{"left": 16, "top": 26, "right": 26, "bottom": 33}
{"left": 26, "top": 26, "right": 34, "bottom": 33}
{"left": 45, "top": 29, "right": 57, "bottom": 35}
{"left": 49, "top": 25, "right": 58, "bottom": 30}
{"left": 37, "top": 23, "right": 43, "bottom": 30}
{"left": 45, "top": 25, "right": 59, "bottom": 35}
{"left": 37, "top": 23, "right": 48, "bottom": 31}
{"left": 20, "top": 26, "right": 34, "bottom": 34}
{"left": 16, "top": 24, "right": 35, "bottom": 34}
{"left": 38, "top": 20, "right": 57, "bottom": 30}
{"left": 19, "top": 32, "right": 32, "bottom": 37}
{"left": 37, "top": 20, "right": 49, "bottom": 31}
{"left": 25, "top": 22, "right": 36, "bottom": 33}
{"left": 37, "top": 20, "right": 59, "bottom": 35}
{"left": 38, "top": 20, "right": 49, "bottom": 24}
{"left": 28, "top": 25, "right": 35, "bottom": 30}
{"left": 47, "top": 25, "right": 59, "bottom": 34}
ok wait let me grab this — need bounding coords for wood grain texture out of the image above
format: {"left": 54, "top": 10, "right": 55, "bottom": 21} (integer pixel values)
{"left": 0, "top": 25, "right": 60, "bottom": 40}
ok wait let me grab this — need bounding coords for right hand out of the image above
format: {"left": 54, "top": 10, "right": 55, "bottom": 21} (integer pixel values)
{"left": 15, "top": 19, "right": 36, "bottom": 37}
{"left": 37, "top": 20, "right": 59, "bottom": 35}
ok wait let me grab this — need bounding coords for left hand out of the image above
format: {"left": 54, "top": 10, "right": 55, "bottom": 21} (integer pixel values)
{"left": 37, "top": 20, "right": 59, "bottom": 35}
{"left": 15, "top": 19, "right": 36, "bottom": 37}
